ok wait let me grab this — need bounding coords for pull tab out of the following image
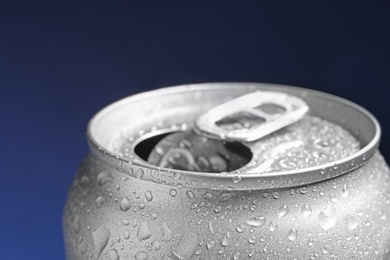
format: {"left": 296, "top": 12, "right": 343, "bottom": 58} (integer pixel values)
{"left": 195, "top": 91, "right": 309, "bottom": 142}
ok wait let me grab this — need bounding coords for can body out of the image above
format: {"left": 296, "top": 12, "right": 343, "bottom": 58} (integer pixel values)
{"left": 64, "top": 83, "right": 390, "bottom": 260}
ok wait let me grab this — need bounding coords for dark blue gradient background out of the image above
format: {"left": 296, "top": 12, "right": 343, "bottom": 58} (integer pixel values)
{"left": 1, "top": 1, "right": 389, "bottom": 259}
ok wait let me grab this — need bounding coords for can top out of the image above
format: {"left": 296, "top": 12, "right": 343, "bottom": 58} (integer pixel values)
{"left": 88, "top": 83, "right": 380, "bottom": 190}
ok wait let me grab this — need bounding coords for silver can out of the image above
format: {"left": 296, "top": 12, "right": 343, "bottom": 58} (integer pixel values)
{"left": 63, "top": 83, "right": 390, "bottom": 260}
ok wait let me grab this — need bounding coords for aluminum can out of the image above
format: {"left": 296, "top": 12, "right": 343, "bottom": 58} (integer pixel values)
{"left": 63, "top": 83, "right": 390, "bottom": 260}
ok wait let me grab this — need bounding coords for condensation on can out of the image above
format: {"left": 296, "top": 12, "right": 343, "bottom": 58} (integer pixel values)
{"left": 64, "top": 83, "right": 390, "bottom": 260}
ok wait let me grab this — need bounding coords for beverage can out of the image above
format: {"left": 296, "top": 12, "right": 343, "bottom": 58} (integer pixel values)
{"left": 64, "top": 83, "right": 390, "bottom": 259}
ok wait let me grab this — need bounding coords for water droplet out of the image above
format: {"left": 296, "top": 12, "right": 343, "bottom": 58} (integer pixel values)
{"left": 172, "top": 232, "right": 198, "bottom": 260}
{"left": 233, "top": 251, "right": 240, "bottom": 260}
{"left": 214, "top": 206, "right": 222, "bottom": 213}
{"left": 135, "top": 251, "right": 149, "bottom": 260}
{"left": 155, "top": 146, "right": 164, "bottom": 155}
{"left": 288, "top": 228, "right": 297, "bottom": 241}
{"left": 195, "top": 248, "right": 202, "bottom": 255}
{"left": 246, "top": 216, "right": 266, "bottom": 227}
{"left": 96, "top": 196, "right": 104, "bottom": 208}
{"left": 120, "top": 198, "right": 131, "bottom": 211}
{"left": 169, "top": 189, "right": 177, "bottom": 197}
{"left": 236, "top": 224, "right": 245, "bottom": 233}
{"left": 342, "top": 184, "right": 349, "bottom": 198}
{"left": 345, "top": 215, "right": 358, "bottom": 230}
{"left": 279, "top": 158, "right": 297, "bottom": 169}
{"left": 72, "top": 215, "right": 81, "bottom": 233}
{"left": 173, "top": 171, "right": 181, "bottom": 179}
{"left": 248, "top": 236, "right": 257, "bottom": 244}
{"left": 161, "top": 222, "right": 172, "bottom": 241}
{"left": 269, "top": 221, "right": 278, "bottom": 232}
{"left": 124, "top": 231, "right": 130, "bottom": 240}
{"left": 278, "top": 205, "right": 289, "bottom": 218}
{"left": 137, "top": 222, "right": 152, "bottom": 241}
{"left": 232, "top": 176, "right": 242, "bottom": 183}
{"left": 380, "top": 210, "right": 387, "bottom": 220}
{"left": 206, "top": 241, "right": 215, "bottom": 249}
{"left": 203, "top": 192, "right": 213, "bottom": 199}
{"left": 314, "top": 139, "right": 329, "bottom": 148}
{"left": 97, "top": 171, "right": 113, "bottom": 186}
{"left": 186, "top": 190, "right": 194, "bottom": 199}
{"left": 301, "top": 204, "right": 312, "bottom": 218}
{"left": 77, "top": 237, "right": 87, "bottom": 254}
{"left": 263, "top": 242, "right": 269, "bottom": 252}
{"left": 152, "top": 240, "right": 161, "bottom": 250}
{"left": 221, "top": 232, "right": 231, "bottom": 247}
{"left": 321, "top": 245, "right": 329, "bottom": 255}
{"left": 318, "top": 205, "right": 337, "bottom": 230}
{"left": 136, "top": 168, "right": 145, "bottom": 179}
{"left": 329, "top": 194, "right": 338, "bottom": 203}
{"left": 272, "top": 192, "right": 280, "bottom": 199}
{"left": 92, "top": 225, "right": 111, "bottom": 256}
{"left": 109, "top": 249, "right": 119, "bottom": 260}
{"left": 208, "top": 221, "right": 215, "bottom": 233}
{"left": 161, "top": 255, "right": 174, "bottom": 260}
{"left": 145, "top": 190, "right": 153, "bottom": 202}
{"left": 219, "top": 193, "right": 235, "bottom": 202}
{"left": 320, "top": 168, "right": 326, "bottom": 175}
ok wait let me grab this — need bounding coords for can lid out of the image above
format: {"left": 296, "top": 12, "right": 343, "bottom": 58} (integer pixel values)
{"left": 87, "top": 83, "right": 381, "bottom": 190}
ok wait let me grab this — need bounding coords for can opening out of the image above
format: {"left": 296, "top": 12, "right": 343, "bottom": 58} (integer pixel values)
{"left": 134, "top": 131, "right": 253, "bottom": 173}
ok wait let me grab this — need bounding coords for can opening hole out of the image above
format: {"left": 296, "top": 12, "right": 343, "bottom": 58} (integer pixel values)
{"left": 134, "top": 131, "right": 252, "bottom": 173}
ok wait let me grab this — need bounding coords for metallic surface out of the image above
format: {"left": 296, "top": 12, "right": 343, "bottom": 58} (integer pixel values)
{"left": 64, "top": 83, "right": 390, "bottom": 259}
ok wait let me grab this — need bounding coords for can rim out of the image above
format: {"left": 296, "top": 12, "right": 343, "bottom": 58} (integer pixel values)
{"left": 87, "top": 83, "right": 381, "bottom": 190}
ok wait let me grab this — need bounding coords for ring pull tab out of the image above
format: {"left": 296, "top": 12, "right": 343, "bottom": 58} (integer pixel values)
{"left": 195, "top": 91, "right": 309, "bottom": 142}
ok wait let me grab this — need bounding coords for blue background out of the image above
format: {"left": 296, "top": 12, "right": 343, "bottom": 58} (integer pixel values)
{"left": 1, "top": 1, "right": 389, "bottom": 259}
